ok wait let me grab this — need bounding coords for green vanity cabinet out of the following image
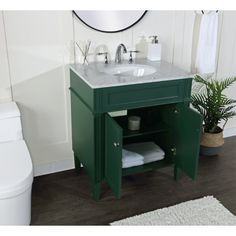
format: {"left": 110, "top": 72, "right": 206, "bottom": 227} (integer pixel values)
{"left": 69, "top": 67, "right": 202, "bottom": 200}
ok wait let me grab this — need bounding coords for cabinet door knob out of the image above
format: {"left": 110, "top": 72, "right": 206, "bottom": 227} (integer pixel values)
{"left": 174, "top": 109, "right": 179, "bottom": 114}
{"left": 171, "top": 147, "right": 177, "bottom": 156}
{"left": 113, "top": 142, "right": 120, "bottom": 147}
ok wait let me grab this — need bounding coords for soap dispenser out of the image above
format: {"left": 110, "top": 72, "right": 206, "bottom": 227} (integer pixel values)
{"left": 147, "top": 36, "right": 162, "bottom": 61}
{"left": 135, "top": 35, "right": 148, "bottom": 58}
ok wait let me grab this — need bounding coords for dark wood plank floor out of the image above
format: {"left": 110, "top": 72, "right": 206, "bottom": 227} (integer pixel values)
{"left": 31, "top": 136, "right": 236, "bottom": 225}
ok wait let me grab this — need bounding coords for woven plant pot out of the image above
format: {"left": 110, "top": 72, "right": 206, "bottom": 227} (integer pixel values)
{"left": 200, "top": 128, "right": 224, "bottom": 156}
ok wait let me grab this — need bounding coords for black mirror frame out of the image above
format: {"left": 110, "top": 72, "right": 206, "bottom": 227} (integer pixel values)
{"left": 72, "top": 10, "right": 147, "bottom": 33}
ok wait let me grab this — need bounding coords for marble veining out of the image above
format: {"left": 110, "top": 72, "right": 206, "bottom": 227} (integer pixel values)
{"left": 70, "top": 59, "right": 192, "bottom": 89}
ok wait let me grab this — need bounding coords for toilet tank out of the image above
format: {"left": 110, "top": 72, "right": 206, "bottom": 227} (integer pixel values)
{"left": 0, "top": 102, "right": 23, "bottom": 142}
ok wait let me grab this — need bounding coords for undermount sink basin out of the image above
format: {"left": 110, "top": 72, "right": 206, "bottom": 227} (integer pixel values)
{"left": 102, "top": 64, "right": 157, "bottom": 77}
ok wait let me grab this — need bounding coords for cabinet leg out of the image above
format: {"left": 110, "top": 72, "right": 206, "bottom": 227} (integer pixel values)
{"left": 174, "top": 165, "right": 182, "bottom": 181}
{"left": 74, "top": 155, "right": 81, "bottom": 174}
{"left": 92, "top": 181, "right": 101, "bottom": 201}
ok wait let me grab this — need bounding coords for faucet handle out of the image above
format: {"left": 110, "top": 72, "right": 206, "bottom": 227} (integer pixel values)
{"left": 149, "top": 36, "right": 158, "bottom": 43}
{"left": 128, "top": 50, "right": 140, "bottom": 63}
{"left": 129, "top": 50, "right": 140, "bottom": 53}
{"left": 97, "top": 52, "right": 108, "bottom": 64}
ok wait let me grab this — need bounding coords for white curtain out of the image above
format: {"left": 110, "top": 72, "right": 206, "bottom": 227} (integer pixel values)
{"left": 195, "top": 12, "right": 219, "bottom": 75}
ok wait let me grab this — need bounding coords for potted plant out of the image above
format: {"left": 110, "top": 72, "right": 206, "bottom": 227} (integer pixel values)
{"left": 191, "top": 74, "right": 236, "bottom": 156}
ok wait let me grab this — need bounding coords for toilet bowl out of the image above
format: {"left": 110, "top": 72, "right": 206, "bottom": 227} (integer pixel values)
{"left": 0, "top": 102, "right": 33, "bottom": 225}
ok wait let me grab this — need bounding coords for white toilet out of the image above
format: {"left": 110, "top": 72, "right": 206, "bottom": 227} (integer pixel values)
{"left": 0, "top": 102, "right": 33, "bottom": 225}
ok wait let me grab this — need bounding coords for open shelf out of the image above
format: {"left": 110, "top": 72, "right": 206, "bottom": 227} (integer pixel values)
{"left": 122, "top": 158, "right": 173, "bottom": 176}
{"left": 114, "top": 116, "right": 169, "bottom": 139}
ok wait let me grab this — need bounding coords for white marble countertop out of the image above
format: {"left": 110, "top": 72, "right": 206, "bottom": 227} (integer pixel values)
{"left": 70, "top": 59, "right": 192, "bottom": 89}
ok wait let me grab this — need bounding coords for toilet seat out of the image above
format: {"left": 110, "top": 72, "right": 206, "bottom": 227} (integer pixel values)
{"left": 0, "top": 140, "right": 33, "bottom": 199}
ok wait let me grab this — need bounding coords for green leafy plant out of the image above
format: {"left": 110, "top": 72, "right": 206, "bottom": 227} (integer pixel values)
{"left": 191, "top": 75, "right": 236, "bottom": 133}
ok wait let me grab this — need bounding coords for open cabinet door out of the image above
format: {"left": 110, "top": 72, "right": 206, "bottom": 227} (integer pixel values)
{"left": 104, "top": 114, "right": 123, "bottom": 198}
{"left": 161, "top": 105, "right": 202, "bottom": 180}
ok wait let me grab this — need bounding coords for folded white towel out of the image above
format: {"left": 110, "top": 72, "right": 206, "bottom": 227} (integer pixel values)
{"left": 122, "top": 149, "right": 144, "bottom": 168}
{"left": 124, "top": 142, "right": 165, "bottom": 164}
{"left": 122, "top": 149, "right": 144, "bottom": 163}
{"left": 122, "top": 160, "right": 144, "bottom": 168}
{"left": 143, "top": 155, "right": 164, "bottom": 164}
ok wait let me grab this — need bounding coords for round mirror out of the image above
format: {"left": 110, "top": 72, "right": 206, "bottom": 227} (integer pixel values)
{"left": 73, "top": 10, "right": 147, "bottom": 33}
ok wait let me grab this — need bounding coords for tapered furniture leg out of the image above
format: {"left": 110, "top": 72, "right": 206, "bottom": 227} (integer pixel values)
{"left": 174, "top": 165, "right": 182, "bottom": 181}
{"left": 74, "top": 155, "right": 81, "bottom": 174}
{"left": 92, "top": 181, "right": 101, "bottom": 201}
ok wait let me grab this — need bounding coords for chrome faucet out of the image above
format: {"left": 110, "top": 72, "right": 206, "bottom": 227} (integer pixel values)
{"left": 115, "top": 44, "right": 127, "bottom": 63}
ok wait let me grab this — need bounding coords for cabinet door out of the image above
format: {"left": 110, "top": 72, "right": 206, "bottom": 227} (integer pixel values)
{"left": 161, "top": 105, "right": 202, "bottom": 180}
{"left": 104, "top": 114, "right": 123, "bottom": 198}
{"left": 71, "top": 91, "right": 96, "bottom": 180}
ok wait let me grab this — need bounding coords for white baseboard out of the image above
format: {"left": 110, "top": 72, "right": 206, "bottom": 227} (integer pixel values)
{"left": 223, "top": 127, "right": 236, "bottom": 138}
{"left": 34, "top": 158, "right": 75, "bottom": 177}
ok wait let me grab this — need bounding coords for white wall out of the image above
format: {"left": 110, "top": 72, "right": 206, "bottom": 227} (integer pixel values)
{"left": 1, "top": 10, "right": 236, "bottom": 176}
{"left": 2, "top": 11, "right": 74, "bottom": 175}
{"left": 74, "top": 11, "right": 195, "bottom": 71}
{"left": 0, "top": 12, "right": 12, "bottom": 102}
{"left": 215, "top": 11, "right": 236, "bottom": 135}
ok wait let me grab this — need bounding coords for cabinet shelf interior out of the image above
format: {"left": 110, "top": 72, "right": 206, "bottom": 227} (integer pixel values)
{"left": 114, "top": 115, "right": 169, "bottom": 139}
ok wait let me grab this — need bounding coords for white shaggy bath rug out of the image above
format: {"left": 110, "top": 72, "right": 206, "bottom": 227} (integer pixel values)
{"left": 110, "top": 196, "right": 236, "bottom": 225}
